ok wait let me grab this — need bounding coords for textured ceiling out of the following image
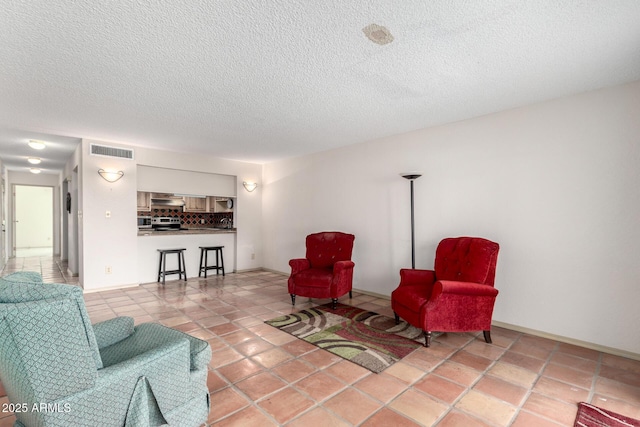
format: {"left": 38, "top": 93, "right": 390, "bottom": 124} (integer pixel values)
{"left": 1, "top": 0, "right": 640, "bottom": 172}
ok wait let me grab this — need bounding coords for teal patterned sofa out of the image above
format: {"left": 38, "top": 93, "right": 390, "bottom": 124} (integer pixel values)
{"left": 0, "top": 272, "right": 211, "bottom": 427}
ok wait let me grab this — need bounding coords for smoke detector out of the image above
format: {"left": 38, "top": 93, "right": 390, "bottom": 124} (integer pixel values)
{"left": 363, "top": 24, "right": 394, "bottom": 45}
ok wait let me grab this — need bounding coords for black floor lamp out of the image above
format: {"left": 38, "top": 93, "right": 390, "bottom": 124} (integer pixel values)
{"left": 401, "top": 173, "right": 422, "bottom": 269}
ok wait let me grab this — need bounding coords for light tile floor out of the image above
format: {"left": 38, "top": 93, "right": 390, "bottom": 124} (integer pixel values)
{"left": 2, "top": 256, "right": 640, "bottom": 426}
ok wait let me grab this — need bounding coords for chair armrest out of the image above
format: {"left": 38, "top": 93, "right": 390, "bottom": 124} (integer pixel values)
{"left": 134, "top": 323, "right": 211, "bottom": 371}
{"left": 289, "top": 258, "right": 310, "bottom": 275}
{"left": 93, "top": 316, "right": 135, "bottom": 348}
{"left": 99, "top": 323, "right": 211, "bottom": 372}
{"left": 97, "top": 338, "right": 191, "bottom": 413}
{"left": 333, "top": 260, "right": 354, "bottom": 273}
{"left": 431, "top": 280, "right": 499, "bottom": 299}
{"left": 97, "top": 338, "right": 189, "bottom": 378}
{"left": 398, "top": 269, "right": 436, "bottom": 287}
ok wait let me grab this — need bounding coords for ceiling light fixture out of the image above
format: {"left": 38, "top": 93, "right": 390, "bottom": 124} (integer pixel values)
{"left": 98, "top": 169, "right": 124, "bottom": 183}
{"left": 30, "top": 168, "right": 42, "bottom": 174}
{"left": 362, "top": 23, "right": 394, "bottom": 45}
{"left": 243, "top": 181, "right": 258, "bottom": 192}
{"left": 27, "top": 157, "right": 42, "bottom": 164}
{"left": 28, "top": 140, "right": 46, "bottom": 150}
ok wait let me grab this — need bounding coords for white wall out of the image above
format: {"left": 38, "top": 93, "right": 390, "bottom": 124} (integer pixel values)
{"left": 62, "top": 148, "right": 81, "bottom": 275}
{"left": 80, "top": 139, "right": 139, "bottom": 289}
{"left": 262, "top": 80, "right": 640, "bottom": 355}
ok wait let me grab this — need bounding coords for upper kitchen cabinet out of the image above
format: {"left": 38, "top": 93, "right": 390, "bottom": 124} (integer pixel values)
{"left": 212, "top": 197, "right": 234, "bottom": 213}
{"left": 137, "top": 191, "right": 151, "bottom": 211}
{"left": 137, "top": 165, "right": 236, "bottom": 197}
{"left": 183, "top": 196, "right": 208, "bottom": 212}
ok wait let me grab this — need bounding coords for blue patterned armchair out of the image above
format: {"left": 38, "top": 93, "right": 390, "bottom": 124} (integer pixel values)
{"left": 0, "top": 272, "right": 211, "bottom": 427}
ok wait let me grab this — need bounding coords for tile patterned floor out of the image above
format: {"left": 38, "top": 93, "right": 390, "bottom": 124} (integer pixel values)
{"left": 2, "top": 256, "right": 640, "bottom": 426}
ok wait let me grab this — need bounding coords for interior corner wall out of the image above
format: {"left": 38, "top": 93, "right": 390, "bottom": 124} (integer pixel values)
{"left": 262, "top": 80, "right": 640, "bottom": 355}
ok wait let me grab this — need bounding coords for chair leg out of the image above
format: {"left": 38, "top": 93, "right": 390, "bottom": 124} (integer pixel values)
{"left": 349, "top": 290, "right": 352, "bottom": 298}
{"left": 290, "top": 294, "right": 296, "bottom": 306}
{"left": 394, "top": 312, "right": 399, "bottom": 325}
{"left": 423, "top": 331, "right": 432, "bottom": 347}
{"left": 483, "top": 330, "right": 492, "bottom": 344}
{"left": 331, "top": 298, "right": 338, "bottom": 309}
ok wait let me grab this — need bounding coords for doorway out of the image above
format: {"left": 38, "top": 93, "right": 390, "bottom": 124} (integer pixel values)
{"left": 13, "top": 185, "right": 54, "bottom": 257}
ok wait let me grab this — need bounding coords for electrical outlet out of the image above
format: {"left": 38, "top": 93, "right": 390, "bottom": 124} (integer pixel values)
{"left": 105, "top": 266, "right": 112, "bottom": 274}
{"left": 251, "top": 253, "right": 255, "bottom": 260}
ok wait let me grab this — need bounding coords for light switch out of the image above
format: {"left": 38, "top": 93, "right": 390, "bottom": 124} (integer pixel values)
{"left": 105, "top": 211, "right": 111, "bottom": 218}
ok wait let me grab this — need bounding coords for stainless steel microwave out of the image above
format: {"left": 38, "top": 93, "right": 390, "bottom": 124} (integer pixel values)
{"left": 137, "top": 216, "right": 152, "bottom": 229}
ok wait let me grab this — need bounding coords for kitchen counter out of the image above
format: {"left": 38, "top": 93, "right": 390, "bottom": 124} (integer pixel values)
{"left": 137, "top": 230, "right": 236, "bottom": 283}
{"left": 138, "top": 228, "right": 236, "bottom": 236}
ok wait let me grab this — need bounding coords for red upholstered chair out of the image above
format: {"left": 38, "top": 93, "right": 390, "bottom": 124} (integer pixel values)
{"left": 391, "top": 237, "right": 500, "bottom": 347}
{"left": 288, "top": 232, "right": 355, "bottom": 310}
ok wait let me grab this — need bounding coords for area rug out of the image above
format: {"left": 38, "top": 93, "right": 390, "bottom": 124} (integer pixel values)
{"left": 575, "top": 402, "right": 640, "bottom": 427}
{"left": 264, "top": 303, "right": 425, "bottom": 373}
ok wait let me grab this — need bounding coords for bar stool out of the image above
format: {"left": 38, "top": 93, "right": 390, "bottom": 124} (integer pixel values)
{"left": 198, "top": 246, "right": 225, "bottom": 278}
{"left": 157, "top": 248, "right": 187, "bottom": 285}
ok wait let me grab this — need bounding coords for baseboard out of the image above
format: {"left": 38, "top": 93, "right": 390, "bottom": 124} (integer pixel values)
{"left": 351, "top": 288, "right": 391, "bottom": 300}
{"left": 491, "top": 320, "right": 640, "bottom": 362}
{"left": 259, "top": 267, "right": 287, "bottom": 275}
{"left": 82, "top": 283, "right": 140, "bottom": 293}
{"left": 236, "top": 267, "right": 270, "bottom": 274}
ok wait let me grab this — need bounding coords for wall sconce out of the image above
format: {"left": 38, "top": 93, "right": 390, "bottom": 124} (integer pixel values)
{"left": 242, "top": 181, "right": 258, "bottom": 192}
{"left": 98, "top": 169, "right": 124, "bottom": 183}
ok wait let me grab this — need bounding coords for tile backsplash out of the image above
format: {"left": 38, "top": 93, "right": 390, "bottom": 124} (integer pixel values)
{"left": 137, "top": 209, "right": 233, "bottom": 228}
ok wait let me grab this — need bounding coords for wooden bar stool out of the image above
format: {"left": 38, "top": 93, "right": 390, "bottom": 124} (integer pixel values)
{"left": 198, "top": 246, "right": 225, "bottom": 278}
{"left": 157, "top": 248, "right": 187, "bottom": 285}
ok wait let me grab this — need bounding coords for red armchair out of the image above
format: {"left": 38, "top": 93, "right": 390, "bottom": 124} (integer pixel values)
{"left": 391, "top": 237, "right": 500, "bottom": 347}
{"left": 288, "top": 232, "right": 355, "bottom": 310}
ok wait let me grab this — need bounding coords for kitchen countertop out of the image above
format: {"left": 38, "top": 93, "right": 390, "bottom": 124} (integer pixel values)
{"left": 138, "top": 228, "right": 236, "bottom": 236}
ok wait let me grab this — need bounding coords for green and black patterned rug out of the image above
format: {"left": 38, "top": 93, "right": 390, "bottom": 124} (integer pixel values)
{"left": 265, "top": 303, "right": 424, "bottom": 373}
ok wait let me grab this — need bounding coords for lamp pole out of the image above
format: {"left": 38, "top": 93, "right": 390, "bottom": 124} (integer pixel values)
{"left": 400, "top": 173, "right": 422, "bottom": 269}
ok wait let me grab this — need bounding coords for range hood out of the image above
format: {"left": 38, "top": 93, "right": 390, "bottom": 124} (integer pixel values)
{"left": 150, "top": 194, "right": 185, "bottom": 207}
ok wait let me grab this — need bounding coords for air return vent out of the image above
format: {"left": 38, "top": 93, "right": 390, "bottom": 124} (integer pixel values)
{"left": 90, "top": 144, "right": 134, "bottom": 160}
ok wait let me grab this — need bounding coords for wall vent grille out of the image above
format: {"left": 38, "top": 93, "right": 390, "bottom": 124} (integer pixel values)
{"left": 90, "top": 144, "right": 134, "bottom": 160}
